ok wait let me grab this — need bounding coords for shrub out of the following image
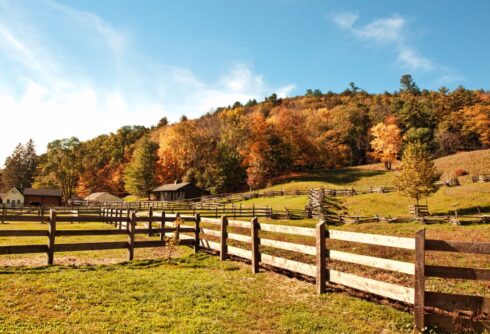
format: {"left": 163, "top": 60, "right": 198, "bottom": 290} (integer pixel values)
{"left": 454, "top": 168, "right": 468, "bottom": 177}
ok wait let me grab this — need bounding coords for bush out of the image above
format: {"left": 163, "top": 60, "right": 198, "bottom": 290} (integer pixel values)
{"left": 454, "top": 168, "right": 468, "bottom": 177}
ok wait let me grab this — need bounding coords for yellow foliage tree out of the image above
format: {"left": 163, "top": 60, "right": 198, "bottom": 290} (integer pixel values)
{"left": 462, "top": 104, "right": 490, "bottom": 147}
{"left": 370, "top": 122, "right": 402, "bottom": 170}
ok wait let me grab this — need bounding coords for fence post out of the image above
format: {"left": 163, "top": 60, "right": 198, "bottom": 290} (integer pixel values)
{"left": 128, "top": 210, "right": 136, "bottom": 261}
{"left": 160, "top": 211, "right": 166, "bottom": 243}
{"left": 316, "top": 219, "right": 327, "bottom": 294}
{"left": 118, "top": 209, "right": 123, "bottom": 230}
{"left": 414, "top": 229, "right": 426, "bottom": 332}
{"left": 148, "top": 207, "right": 153, "bottom": 237}
{"left": 220, "top": 215, "right": 228, "bottom": 261}
{"left": 251, "top": 217, "right": 260, "bottom": 273}
{"left": 47, "top": 209, "right": 57, "bottom": 265}
{"left": 194, "top": 213, "right": 201, "bottom": 253}
{"left": 175, "top": 212, "right": 181, "bottom": 244}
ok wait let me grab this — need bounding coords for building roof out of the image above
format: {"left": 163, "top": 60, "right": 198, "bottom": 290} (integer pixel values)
{"left": 84, "top": 192, "right": 122, "bottom": 202}
{"left": 152, "top": 182, "right": 193, "bottom": 192}
{"left": 23, "top": 188, "right": 63, "bottom": 197}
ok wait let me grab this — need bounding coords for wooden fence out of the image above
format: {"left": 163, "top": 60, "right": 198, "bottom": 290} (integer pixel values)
{"left": 192, "top": 217, "right": 489, "bottom": 333}
{"left": 0, "top": 211, "right": 489, "bottom": 332}
{"left": 0, "top": 209, "right": 198, "bottom": 263}
{"left": 3, "top": 203, "right": 489, "bottom": 227}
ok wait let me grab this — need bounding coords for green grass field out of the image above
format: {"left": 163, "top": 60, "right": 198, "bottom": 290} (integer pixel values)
{"left": 237, "top": 182, "right": 490, "bottom": 217}
{"left": 0, "top": 249, "right": 413, "bottom": 334}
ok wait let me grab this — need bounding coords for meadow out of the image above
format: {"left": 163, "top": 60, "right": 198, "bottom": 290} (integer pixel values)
{"left": 0, "top": 248, "right": 414, "bottom": 334}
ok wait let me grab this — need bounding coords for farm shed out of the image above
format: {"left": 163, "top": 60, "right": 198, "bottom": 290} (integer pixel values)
{"left": 84, "top": 192, "right": 123, "bottom": 203}
{"left": 0, "top": 187, "right": 24, "bottom": 207}
{"left": 152, "top": 182, "right": 203, "bottom": 201}
{"left": 23, "top": 188, "right": 62, "bottom": 207}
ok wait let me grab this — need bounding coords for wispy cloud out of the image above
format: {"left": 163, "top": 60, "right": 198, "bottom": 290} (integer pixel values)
{"left": 330, "top": 11, "right": 436, "bottom": 71}
{"left": 0, "top": 0, "right": 294, "bottom": 162}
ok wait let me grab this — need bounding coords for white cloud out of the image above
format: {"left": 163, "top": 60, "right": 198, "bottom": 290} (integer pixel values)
{"left": 397, "top": 48, "right": 434, "bottom": 71}
{"left": 330, "top": 12, "right": 438, "bottom": 72}
{"left": 331, "top": 12, "right": 359, "bottom": 29}
{"left": 0, "top": 0, "right": 295, "bottom": 163}
{"left": 357, "top": 16, "right": 405, "bottom": 44}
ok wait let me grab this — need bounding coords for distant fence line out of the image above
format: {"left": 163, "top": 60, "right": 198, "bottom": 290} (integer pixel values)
{"left": 197, "top": 186, "right": 397, "bottom": 206}
{"left": 1, "top": 203, "right": 489, "bottom": 225}
{"left": 0, "top": 210, "right": 488, "bottom": 332}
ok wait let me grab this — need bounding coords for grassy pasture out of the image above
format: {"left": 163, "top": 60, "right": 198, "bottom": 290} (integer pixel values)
{"left": 236, "top": 182, "right": 490, "bottom": 217}
{"left": 0, "top": 248, "right": 413, "bottom": 334}
{"left": 260, "top": 149, "right": 490, "bottom": 192}
{"left": 0, "top": 219, "right": 489, "bottom": 333}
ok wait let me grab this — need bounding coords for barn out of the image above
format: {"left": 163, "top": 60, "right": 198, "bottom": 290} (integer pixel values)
{"left": 152, "top": 182, "right": 203, "bottom": 201}
{"left": 0, "top": 187, "right": 24, "bottom": 207}
{"left": 23, "top": 188, "right": 63, "bottom": 207}
{"left": 84, "top": 192, "right": 123, "bottom": 203}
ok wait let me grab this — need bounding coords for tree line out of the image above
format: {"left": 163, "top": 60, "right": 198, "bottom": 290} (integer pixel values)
{"left": 1, "top": 75, "right": 489, "bottom": 200}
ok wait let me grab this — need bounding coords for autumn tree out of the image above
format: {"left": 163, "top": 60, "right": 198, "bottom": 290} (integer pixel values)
{"left": 395, "top": 142, "right": 441, "bottom": 205}
{"left": 34, "top": 138, "right": 82, "bottom": 201}
{"left": 370, "top": 121, "right": 402, "bottom": 170}
{"left": 124, "top": 136, "right": 159, "bottom": 199}
{"left": 461, "top": 104, "right": 490, "bottom": 147}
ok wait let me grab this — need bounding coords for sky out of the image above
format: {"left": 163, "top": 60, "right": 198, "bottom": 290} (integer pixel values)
{"left": 0, "top": 0, "right": 489, "bottom": 163}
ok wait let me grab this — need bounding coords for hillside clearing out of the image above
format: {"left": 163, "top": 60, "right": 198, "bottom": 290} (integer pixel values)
{"left": 236, "top": 182, "right": 490, "bottom": 217}
{"left": 258, "top": 149, "right": 490, "bottom": 192}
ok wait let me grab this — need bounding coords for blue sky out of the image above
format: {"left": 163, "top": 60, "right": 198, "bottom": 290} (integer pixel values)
{"left": 0, "top": 0, "right": 489, "bottom": 162}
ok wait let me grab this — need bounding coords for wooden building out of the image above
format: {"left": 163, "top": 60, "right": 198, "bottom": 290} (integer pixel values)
{"left": 23, "top": 188, "right": 63, "bottom": 207}
{"left": 0, "top": 187, "right": 24, "bottom": 207}
{"left": 152, "top": 182, "right": 203, "bottom": 201}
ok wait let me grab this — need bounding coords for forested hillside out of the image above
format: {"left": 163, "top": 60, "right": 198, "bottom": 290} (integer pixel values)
{"left": 1, "top": 75, "right": 489, "bottom": 199}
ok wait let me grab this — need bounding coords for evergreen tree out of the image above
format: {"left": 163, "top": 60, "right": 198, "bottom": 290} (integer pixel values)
{"left": 124, "top": 136, "right": 159, "bottom": 199}
{"left": 396, "top": 142, "right": 441, "bottom": 205}
{"left": 1, "top": 140, "right": 38, "bottom": 191}
{"left": 21, "top": 139, "right": 38, "bottom": 189}
{"left": 400, "top": 74, "right": 420, "bottom": 94}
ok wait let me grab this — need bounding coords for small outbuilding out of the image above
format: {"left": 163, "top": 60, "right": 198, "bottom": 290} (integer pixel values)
{"left": 23, "top": 188, "right": 63, "bottom": 207}
{"left": 84, "top": 192, "right": 123, "bottom": 203}
{"left": 152, "top": 182, "right": 203, "bottom": 201}
{"left": 0, "top": 187, "right": 24, "bottom": 207}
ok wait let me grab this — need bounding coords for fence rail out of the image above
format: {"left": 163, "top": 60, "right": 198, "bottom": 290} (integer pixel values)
{"left": 193, "top": 216, "right": 489, "bottom": 333}
{"left": 0, "top": 209, "right": 199, "bottom": 263}
{"left": 0, "top": 211, "right": 489, "bottom": 332}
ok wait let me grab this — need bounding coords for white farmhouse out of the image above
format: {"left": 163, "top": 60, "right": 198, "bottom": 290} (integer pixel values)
{"left": 0, "top": 187, "right": 24, "bottom": 207}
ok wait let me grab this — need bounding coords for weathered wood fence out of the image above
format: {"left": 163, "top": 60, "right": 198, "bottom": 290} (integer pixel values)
{"left": 0, "top": 211, "right": 489, "bottom": 332}
{"left": 193, "top": 217, "right": 489, "bottom": 333}
{"left": 0, "top": 210, "right": 197, "bottom": 263}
